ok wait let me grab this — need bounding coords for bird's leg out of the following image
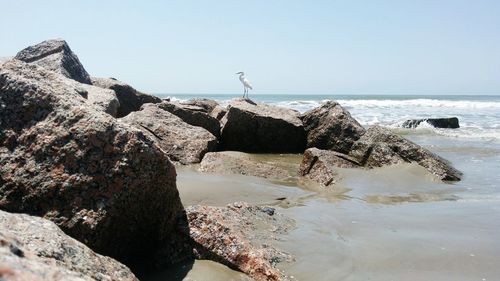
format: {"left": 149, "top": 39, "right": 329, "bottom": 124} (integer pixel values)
{"left": 242, "top": 86, "right": 245, "bottom": 98}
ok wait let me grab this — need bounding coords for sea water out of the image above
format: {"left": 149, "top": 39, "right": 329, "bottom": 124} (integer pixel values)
{"left": 148, "top": 94, "right": 500, "bottom": 281}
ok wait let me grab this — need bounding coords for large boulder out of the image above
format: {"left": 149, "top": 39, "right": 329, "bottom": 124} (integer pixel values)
{"left": 14, "top": 39, "right": 91, "bottom": 84}
{"left": 349, "top": 125, "right": 462, "bottom": 181}
{"left": 0, "top": 210, "right": 137, "bottom": 281}
{"left": 122, "top": 103, "right": 217, "bottom": 164}
{"left": 299, "top": 148, "right": 361, "bottom": 186}
{"left": 402, "top": 117, "right": 460, "bottom": 129}
{"left": 301, "top": 101, "right": 366, "bottom": 154}
{"left": 91, "top": 77, "right": 161, "bottom": 118}
{"left": 158, "top": 101, "right": 221, "bottom": 137}
{"left": 0, "top": 60, "right": 183, "bottom": 266}
{"left": 220, "top": 99, "right": 306, "bottom": 152}
{"left": 181, "top": 98, "right": 220, "bottom": 113}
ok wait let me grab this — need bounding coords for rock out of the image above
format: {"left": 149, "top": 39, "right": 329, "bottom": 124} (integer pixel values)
{"left": 199, "top": 151, "right": 297, "bottom": 181}
{"left": 181, "top": 98, "right": 220, "bottom": 113}
{"left": 302, "top": 101, "right": 366, "bottom": 154}
{"left": 220, "top": 99, "right": 306, "bottom": 152}
{"left": 91, "top": 77, "right": 161, "bottom": 118}
{"left": 210, "top": 105, "right": 227, "bottom": 120}
{"left": 0, "top": 210, "right": 137, "bottom": 281}
{"left": 349, "top": 125, "right": 462, "bottom": 181}
{"left": 170, "top": 202, "right": 294, "bottom": 281}
{"left": 299, "top": 148, "right": 361, "bottom": 186}
{"left": 122, "top": 103, "right": 217, "bottom": 164}
{"left": 0, "top": 57, "right": 11, "bottom": 66}
{"left": 402, "top": 117, "right": 460, "bottom": 129}
{"left": 158, "top": 101, "right": 221, "bottom": 137}
{"left": 14, "top": 39, "right": 91, "bottom": 84}
{"left": 0, "top": 59, "right": 183, "bottom": 267}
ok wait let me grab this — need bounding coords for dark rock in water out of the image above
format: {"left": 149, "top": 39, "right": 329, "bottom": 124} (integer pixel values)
{"left": 302, "top": 101, "right": 366, "bottom": 154}
{"left": 0, "top": 210, "right": 138, "bottom": 281}
{"left": 402, "top": 117, "right": 460, "bottom": 129}
{"left": 349, "top": 125, "right": 462, "bottom": 181}
{"left": 122, "top": 103, "right": 217, "bottom": 164}
{"left": 14, "top": 39, "right": 92, "bottom": 84}
{"left": 158, "top": 101, "right": 221, "bottom": 138}
{"left": 220, "top": 99, "right": 306, "bottom": 153}
{"left": 91, "top": 77, "right": 161, "bottom": 118}
{"left": 165, "top": 202, "right": 294, "bottom": 281}
{"left": 299, "top": 148, "right": 361, "bottom": 186}
{"left": 0, "top": 60, "right": 183, "bottom": 267}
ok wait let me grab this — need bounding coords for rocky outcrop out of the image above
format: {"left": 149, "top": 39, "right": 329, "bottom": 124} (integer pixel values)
{"left": 158, "top": 101, "right": 221, "bottom": 137}
{"left": 170, "top": 202, "right": 294, "bottom": 281}
{"left": 181, "top": 98, "right": 220, "bottom": 113}
{"left": 91, "top": 77, "right": 161, "bottom": 118}
{"left": 349, "top": 125, "right": 462, "bottom": 181}
{"left": 299, "top": 148, "right": 361, "bottom": 186}
{"left": 14, "top": 39, "right": 91, "bottom": 84}
{"left": 199, "top": 151, "right": 297, "bottom": 181}
{"left": 301, "top": 101, "right": 365, "bottom": 154}
{"left": 402, "top": 117, "right": 460, "bottom": 129}
{"left": 220, "top": 99, "right": 306, "bottom": 152}
{"left": 0, "top": 60, "right": 183, "bottom": 266}
{"left": 122, "top": 103, "right": 217, "bottom": 164}
{"left": 0, "top": 210, "right": 137, "bottom": 281}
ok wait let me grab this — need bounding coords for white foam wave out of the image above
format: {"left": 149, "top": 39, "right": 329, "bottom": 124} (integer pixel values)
{"left": 336, "top": 99, "right": 500, "bottom": 110}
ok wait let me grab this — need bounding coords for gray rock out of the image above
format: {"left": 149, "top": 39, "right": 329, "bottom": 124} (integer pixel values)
{"left": 402, "top": 117, "right": 460, "bottom": 129}
{"left": 91, "top": 77, "right": 161, "bottom": 118}
{"left": 210, "top": 105, "right": 227, "bottom": 120}
{"left": 14, "top": 39, "right": 91, "bottom": 84}
{"left": 302, "top": 101, "right": 365, "bottom": 154}
{"left": 349, "top": 125, "right": 462, "bottom": 181}
{"left": 122, "top": 103, "right": 217, "bottom": 164}
{"left": 181, "top": 98, "right": 220, "bottom": 113}
{"left": 299, "top": 148, "right": 361, "bottom": 186}
{"left": 0, "top": 210, "right": 137, "bottom": 281}
{"left": 0, "top": 59, "right": 183, "bottom": 267}
{"left": 220, "top": 99, "right": 306, "bottom": 152}
{"left": 158, "top": 101, "right": 221, "bottom": 137}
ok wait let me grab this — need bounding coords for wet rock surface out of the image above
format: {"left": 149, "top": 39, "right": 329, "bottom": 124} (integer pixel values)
{"left": 220, "top": 99, "right": 306, "bottom": 153}
{"left": 158, "top": 101, "right": 221, "bottom": 137}
{"left": 91, "top": 77, "right": 161, "bottom": 118}
{"left": 302, "top": 101, "right": 366, "bottom": 154}
{"left": 122, "top": 103, "right": 217, "bottom": 164}
{"left": 0, "top": 210, "right": 137, "bottom": 281}
{"left": 0, "top": 59, "right": 183, "bottom": 266}
{"left": 402, "top": 117, "right": 460, "bottom": 129}
{"left": 14, "top": 39, "right": 92, "bottom": 84}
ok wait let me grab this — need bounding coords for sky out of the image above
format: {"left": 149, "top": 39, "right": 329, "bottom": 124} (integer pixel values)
{"left": 0, "top": 0, "right": 499, "bottom": 95}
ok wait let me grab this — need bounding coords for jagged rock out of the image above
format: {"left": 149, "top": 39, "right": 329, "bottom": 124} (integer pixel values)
{"left": 14, "top": 39, "right": 91, "bottom": 84}
{"left": 349, "top": 125, "right": 462, "bottom": 181}
{"left": 220, "top": 99, "right": 306, "bottom": 152}
{"left": 302, "top": 101, "right": 365, "bottom": 154}
{"left": 122, "top": 103, "right": 217, "bottom": 164}
{"left": 0, "top": 59, "right": 183, "bottom": 267}
{"left": 210, "top": 105, "right": 227, "bottom": 120}
{"left": 170, "top": 202, "right": 294, "bottom": 281}
{"left": 402, "top": 117, "right": 460, "bottom": 129}
{"left": 91, "top": 77, "right": 161, "bottom": 118}
{"left": 181, "top": 98, "right": 220, "bottom": 113}
{"left": 0, "top": 210, "right": 137, "bottom": 281}
{"left": 0, "top": 57, "right": 11, "bottom": 66}
{"left": 299, "top": 148, "right": 361, "bottom": 186}
{"left": 199, "top": 151, "right": 297, "bottom": 181}
{"left": 158, "top": 101, "right": 221, "bottom": 137}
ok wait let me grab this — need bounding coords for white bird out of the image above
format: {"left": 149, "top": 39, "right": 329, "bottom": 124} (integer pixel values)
{"left": 236, "top": 71, "right": 253, "bottom": 99}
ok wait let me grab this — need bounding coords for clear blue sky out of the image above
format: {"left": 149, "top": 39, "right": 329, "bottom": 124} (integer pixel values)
{"left": 1, "top": 0, "right": 499, "bottom": 95}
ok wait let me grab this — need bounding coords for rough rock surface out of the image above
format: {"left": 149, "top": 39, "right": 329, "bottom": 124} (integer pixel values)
{"left": 402, "top": 117, "right": 460, "bottom": 129}
{"left": 14, "top": 39, "right": 91, "bottom": 84}
{"left": 302, "top": 101, "right": 366, "bottom": 154}
{"left": 158, "top": 101, "right": 221, "bottom": 137}
{"left": 220, "top": 99, "right": 306, "bottom": 152}
{"left": 171, "top": 202, "right": 294, "bottom": 281}
{"left": 210, "top": 105, "right": 227, "bottom": 120}
{"left": 349, "top": 125, "right": 462, "bottom": 181}
{"left": 181, "top": 98, "right": 220, "bottom": 113}
{"left": 122, "top": 104, "right": 217, "bottom": 164}
{"left": 299, "top": 148, "right": 361, "bottom": 186}
{"left": 199, "top": 151, "right": 297, "bottom": 181}
{"left": 0, "top": 210, "right": 137, "bottom": 281}
{"left": 91, "top": 77, "right": 161, "bottom": 118}
{"left": 0, "top": 60, "right": 183, "bottom": 266}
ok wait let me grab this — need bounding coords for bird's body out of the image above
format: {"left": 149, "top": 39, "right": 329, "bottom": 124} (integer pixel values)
{"left": 236, "top": 72, "right": 252, "bottom": 98}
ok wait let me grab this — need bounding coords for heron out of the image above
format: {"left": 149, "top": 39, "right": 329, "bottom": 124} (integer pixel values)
{"left": 236, "top": 71, "right": 253, "bottom": 99}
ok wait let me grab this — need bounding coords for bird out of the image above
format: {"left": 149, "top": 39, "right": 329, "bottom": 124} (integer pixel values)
{"left": 236, "top": 71, "right": 253, "bottom": 99}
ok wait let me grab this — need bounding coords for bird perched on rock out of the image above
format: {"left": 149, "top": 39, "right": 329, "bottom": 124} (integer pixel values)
{"left": 236, "top": 71, "right": 253, "bottom": 99}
